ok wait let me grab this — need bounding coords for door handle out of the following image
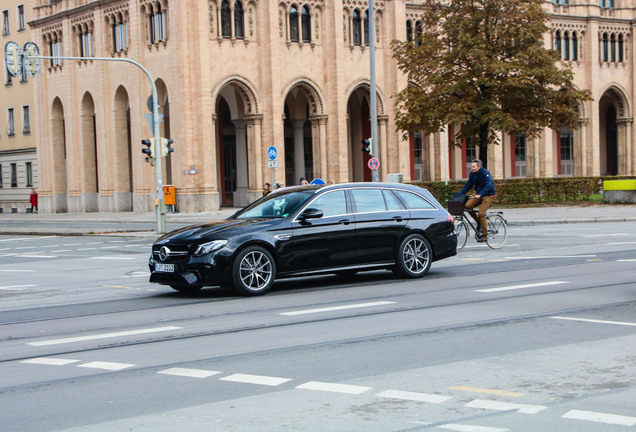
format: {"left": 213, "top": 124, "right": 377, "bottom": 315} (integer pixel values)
{"left": 392, "top": 216, "right": 404, "bottom": 222}
{"left": 338, "top": 219, "right": 351, "bottom": 225}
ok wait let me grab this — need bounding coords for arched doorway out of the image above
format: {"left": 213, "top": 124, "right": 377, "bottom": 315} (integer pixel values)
{"left": 598, "top": 88, "right": 628, "bottom": 176}
{"left": 283, "top": 85, "right": 316, "bottom": 185}
{"left": 347, "top": 86, "right": 372, "bottom": 182}
{"left": 114, "top": 86, "right": 133, "bottom": 211}
{"left": 80, "top": 92, "right": 98, "bottom": 212}
{"left": 51, "top": 97, "right": 68, "bottom": 212}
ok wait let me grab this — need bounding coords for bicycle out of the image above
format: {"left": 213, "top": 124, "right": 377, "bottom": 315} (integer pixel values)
{"left": 447, "top": 199, "right": 508, "bottom": 251}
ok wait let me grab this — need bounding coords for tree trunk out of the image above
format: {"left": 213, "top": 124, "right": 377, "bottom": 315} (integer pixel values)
{"left": 479, "top": 123, "right": 490, "bottom": 170}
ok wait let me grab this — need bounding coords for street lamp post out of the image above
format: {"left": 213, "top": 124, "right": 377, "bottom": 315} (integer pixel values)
{"left": 369, "top": 0, "right": 379, "bottom": 182}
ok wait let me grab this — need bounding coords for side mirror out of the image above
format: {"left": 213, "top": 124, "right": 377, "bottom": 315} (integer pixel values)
{"left": 299, "top": 208, "right": 323, "bottom": 220}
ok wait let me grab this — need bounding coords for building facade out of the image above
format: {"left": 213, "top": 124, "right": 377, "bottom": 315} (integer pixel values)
{"left": 0, "top": 0, "right": 37, "bottom": 213}
{"left": 21, "top": 0, "right": 636, "bottom": 214}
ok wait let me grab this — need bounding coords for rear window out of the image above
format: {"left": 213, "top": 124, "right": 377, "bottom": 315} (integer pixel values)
{"left": 395, "top": 190, "right": 436, "bottom": 210}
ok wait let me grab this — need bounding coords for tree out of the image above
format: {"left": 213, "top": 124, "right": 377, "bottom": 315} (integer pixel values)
{"left": 392, "top": 0, "right": 592, "bottom": 169}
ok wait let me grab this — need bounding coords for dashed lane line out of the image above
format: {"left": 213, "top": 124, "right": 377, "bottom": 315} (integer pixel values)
{"left": 157, "top": 368, "right": 221, "bottom": 379}
{"left": 0, "top": 269, "right": 35, "bottom": 272}
{"left": 0, "top": 284, "right": 36, "bottom": 291}
{"left": 476, "top": 281, "right": 569, "bottom": 293}
{"left": 220, "top": 373, "right": 292, "bottom": 386}
{"left": 27, "top": 326, "right": 183, "bottom": 346}
{"left": 376, "top": 389, "right": 451, "bottom": 404}
{"left": 296, "top": 381, "right": 372, "bottom": 395}
{"left": 21, "top": 358, "right": 79, "bottom": 366}
{"left": 465, "top": 399, "right": 547, "bottom": 414}
{"left": 551, "top": 316, "right": 636, "bottom": 327}
{"left": 562, "top": 410, "right": 636, "bottom": 426}
{"left": 439, "top": 425, "right": 509, "bottom": 432}
{"left": 77, "top": 361, "right": 134, "bottom": 371}
{"left": 617, "top": 258, "right": 636, "bottom": 262}
{"left": 449, "top": 386, "right": 523, "bottom": 398}
{"left": 280, "top": 301, "right": 395, "bottom": 316}
{"left": 89, "top": 256, "right": 135, "bottom": 260}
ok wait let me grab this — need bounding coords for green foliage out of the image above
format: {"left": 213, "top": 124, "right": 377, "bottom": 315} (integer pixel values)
{"left": 392, "top": 0, "right": 592, "bottom": 165}
{"left": 413, "top": 177, "right": 635, "bottom": 205}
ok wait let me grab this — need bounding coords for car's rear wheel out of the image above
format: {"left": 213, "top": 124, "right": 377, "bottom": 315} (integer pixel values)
{"left": 231, "top": 245, "right": 276, "bottom": 296}
{"left": 394, "top": 234, "right": 432, "bottom": 278}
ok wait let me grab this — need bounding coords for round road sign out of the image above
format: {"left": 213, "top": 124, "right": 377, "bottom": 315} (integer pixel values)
{"left": 267, "top": 146, "right": 278, "bottom": 161}
{"left": 368, "top": 158, "right": 380, "bottom": 170}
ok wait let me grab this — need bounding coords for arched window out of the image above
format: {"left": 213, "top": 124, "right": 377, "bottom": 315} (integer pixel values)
{"left": 554, "top": 30, "right": 561, "bottom": 53}
{"left": 301, "top": 5, "right": 311, "bottom": 43}
{"left": 221, "top": 0, "right": 231, "bottom": 38}
{"left": 572, "top": 31, "right": 578, "bottom": 60}
{"left": 415, "top": 20, "right": 422, "bottom": 46}
{"left": 610, "top": 33, "right": 616, "bottom": 61}
{"left": 353, "top": 9, "right": 362, "bottom": 46}
{"left": 234, "top": 1, "right": 244, "bottom": 39}
{"left": 618, "top": 33, "right": 624, "bottom": 62}
{"left": 563, "top": 31, "right": 570, "bottom": 60}
{"left": 602, "top": 32, "right": 608, "bottom": 61}
{"left": 290, "top": 5, "right": 299, "bottom": 42}
{"left": 406, "top": 20, "right": 412, "bottom": 42}
{"left": 363, "top": 10, "right": 369, "bottom": 46}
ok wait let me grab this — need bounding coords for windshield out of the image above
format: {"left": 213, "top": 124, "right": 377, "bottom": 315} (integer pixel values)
{"left": 233, "top": 191, "right": 315, "bottom": 219}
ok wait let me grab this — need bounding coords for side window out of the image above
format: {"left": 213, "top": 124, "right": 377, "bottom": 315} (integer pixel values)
{"left": 395, "top": 190, "right": 435, "bottom": 210}
{"left": 383, "top": 190, "right": 403, "bottom": 210}
{"left": 308, "top": 190, "right": 347, "bottom": 217}
{"left": 351, "top": 188, "right": 386, "bottom": 213}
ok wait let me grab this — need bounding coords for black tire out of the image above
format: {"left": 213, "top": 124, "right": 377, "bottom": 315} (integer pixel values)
{"left": 394, "top": 234, "right": 432, "bottom": 278}
{"left": 170, "top": 285, "right": 202, "bottom": 294}
{"left": 231, "top": 245, "right": 276, "bottom": 296}
{"left": 454, "top": 218, "right": 469, "bottom": 252}
{"left": 486, "top": 214, "right": 508, "bottom": 249}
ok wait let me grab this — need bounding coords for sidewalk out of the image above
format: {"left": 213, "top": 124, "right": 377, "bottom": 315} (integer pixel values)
{"left": 0, "top": 204, "right": 634, "bottom": 236}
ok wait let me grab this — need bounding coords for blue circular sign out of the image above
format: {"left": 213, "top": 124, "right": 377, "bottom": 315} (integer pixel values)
{"left": 310, "top": 178, "right": 326, "bottom": 185}
{"left": 267, "top": 146, "right": 278, "bottom": 161}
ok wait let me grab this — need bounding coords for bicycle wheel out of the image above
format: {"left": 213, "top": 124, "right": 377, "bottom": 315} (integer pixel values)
{"left": 454, "top": 217, "right": 469, "bottom": 252}
{"left": 486, "top": 214, "right": 507, "bottom": 249}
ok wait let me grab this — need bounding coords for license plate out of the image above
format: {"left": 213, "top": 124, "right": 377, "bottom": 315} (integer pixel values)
{"left": 155, "top": 263, "right": 175, "bottom": 272}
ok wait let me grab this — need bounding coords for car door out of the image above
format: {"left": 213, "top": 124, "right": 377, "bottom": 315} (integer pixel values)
{"left": 284, "top": 189, "right": 358, "bottom": 272}
{"left": 351, "top": 188, "right": 409, "bottom": 264}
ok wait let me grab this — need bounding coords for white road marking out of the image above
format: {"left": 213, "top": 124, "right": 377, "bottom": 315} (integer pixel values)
{"left": 220, "top": 373, "right": 292, "bottom": 386}
{"left": 505, "top": 255, "right": 595, "bottom": 260}
{"left": 280, "top": 301, "right": 395, "bottom": 316}
{"left": 440, "top": 424, "right": 509, "bottom": 432}
{"left": 50, "top": 250, "right": 71, "bottom": 253}
{"left": 89, "top": 256, "right": 135, "bottom": 260}
{"left": 157, "top": 368, "right": 221, "bottom": 379}
{"left": 78, "top": 361, "right": 134, "bottom": 371}
{"left": 77, "top": 247, "right": 98, "bottom": 251}
{"left": 608, "top": 242, "right": 636, "bottom": 245}
{"left": 617, "top": 258, "right": 636, "bottom": 262}
{"left": 465, "top": 399, "right": 547, "bottom": 414}
{"left": 551, "top": 316, "right": 636, "bottom": 327}
{"left": 0, "top": 269, "right": 34, "bottom": 272}
{"left": 122, "top": 272, "right": 150, "bottom": 278}
{"left": 27, "top": 326, "right": 183, "bottom": 346}
{"left": 583, "top": 233, "right": 626, "bottom": 238}
{"left": 562, "top": 410, "right": 636, "bottom": 426}
{"left": 21, "top": 357, "right": 79, "bottom": 366}
{"left": 376, "top": 389, "right": 451, "bottom": 404}
{"left": 476, "top": 281, "right": 569, "bottom": 293}
{"left": 16, "top": 255, "right": 57, "bottom": 259}
{"left": 15, "top": 246, "right": 37, "bottom": 250}
{"left": 296, "top": 381, "right": 372, "bottom": 395}
{"left": 0, "top": 237, "right": 32, "bottom": 242}
{"left": 0, "top": 284, "right": 36, "bottom": 291}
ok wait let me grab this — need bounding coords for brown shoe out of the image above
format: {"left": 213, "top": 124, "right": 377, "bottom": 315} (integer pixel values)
{"left": 477, "top": 236, "right": 488, "bottom": 243}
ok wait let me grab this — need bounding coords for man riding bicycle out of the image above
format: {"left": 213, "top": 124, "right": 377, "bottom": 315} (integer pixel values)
{"left": 459, "top": 159, "right": 496, "bottom": 242}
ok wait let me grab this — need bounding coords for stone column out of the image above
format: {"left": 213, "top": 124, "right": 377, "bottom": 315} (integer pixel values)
{"left": 233, "top": 119, "right": 248, "bottom": 206}
{"left": 378, "top": 115, "right": 389, "bottom": 180}
{"left": 246, "top": 113, "right": 263, "bottom": 202}
{"left": 309, "top": 114, "right": 328, "bottom": 180}
{"left": 292, "top": 119, "right": 306, "bottom": 183}
{"left": 617, "top": 118, "right": 632, "bottom": 175}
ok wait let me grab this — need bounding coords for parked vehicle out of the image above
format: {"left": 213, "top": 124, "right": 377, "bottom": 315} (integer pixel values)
{"left": 149, "top": 182, "right": 457, "bottom": 296}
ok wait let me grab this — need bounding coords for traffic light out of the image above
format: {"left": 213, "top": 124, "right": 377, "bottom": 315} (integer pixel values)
{"left": 361, "top": 138, "right": 373, "bottom": 156}
{"left": 160, "top": 138, "right": 174, "bottom": 157}
{"left": 5, "top": 41, "right": 22, "bottom": 77}
{"left": 141, "top": 139, "right": 156, "bottom": 165}
{"left": 24, "top": 42, "right": 41, "bottom": 77}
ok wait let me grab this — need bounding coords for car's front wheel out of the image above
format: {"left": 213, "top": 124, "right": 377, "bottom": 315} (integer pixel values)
{"left": 394, "top": 234, "right": 432, "bottom": 278}
{"left": 231, "top": 245, "right": 276, "bottom": 296}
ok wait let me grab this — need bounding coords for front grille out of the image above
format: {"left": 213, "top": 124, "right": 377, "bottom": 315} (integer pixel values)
{"left": 153, "top": 245, "right": 190, "bottom": 262}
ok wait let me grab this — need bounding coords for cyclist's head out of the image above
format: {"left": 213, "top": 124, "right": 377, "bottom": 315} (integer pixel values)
{"left": 470, "top": 159, "right": 482, "bottom": 172}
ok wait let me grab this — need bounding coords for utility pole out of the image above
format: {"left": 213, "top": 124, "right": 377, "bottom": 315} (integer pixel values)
{"left": 369, "top": 0, "right": 379, "bottom": 182}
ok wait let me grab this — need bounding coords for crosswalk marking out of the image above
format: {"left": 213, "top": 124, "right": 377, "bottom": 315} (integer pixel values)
{"left": 77, "top": 361, "right": 134, "bottom": 371}
{"left": 376, "top": 389, "right": 451, "bottom": 404}
{"left": 21, "top": 358, "right": 79, "bottom": 366}
{"left": 439, "top": 424, "right": 509, "bottom": 432}
{"left": 562, "top": 410, "right": 636, "bottom": 426}
{"left": 296, "top": 381, "right": 372, "bottom": 395}
{"left": 465, "top": 399, "right": 547, "bottom": 414}
{"left": 551, "top": 316, "right": 636, "bottom": 327}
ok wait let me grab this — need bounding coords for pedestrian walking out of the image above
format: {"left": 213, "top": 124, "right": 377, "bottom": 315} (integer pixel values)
{"left": 29, "top": 188, "right": 38, "bottom": 213}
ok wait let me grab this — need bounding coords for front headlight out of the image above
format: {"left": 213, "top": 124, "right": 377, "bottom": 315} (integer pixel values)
{"left": 193, "top": 240, "right": 228, "bottom": 257}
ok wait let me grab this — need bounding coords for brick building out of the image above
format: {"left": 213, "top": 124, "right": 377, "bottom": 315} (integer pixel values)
{"left": 14, "top": 0, "right": 636, "bottom": 213}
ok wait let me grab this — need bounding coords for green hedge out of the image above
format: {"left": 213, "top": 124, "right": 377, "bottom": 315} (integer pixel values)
{"left": 411, "top": 176, "right": 635, "bottom": 205}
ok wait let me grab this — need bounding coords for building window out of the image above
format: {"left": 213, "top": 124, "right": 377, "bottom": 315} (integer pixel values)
{"left": 11, "top": 163, "right": 17, "bottom": 187}
{"left": 17, "top": 4, "right": 25, "bottom": 31}
{"left": 353, "top": 9, "right": 362, "bottom": 46}
{"left": 2, "top": 10, "right": 9, "bottom": 36}
{"left": 45, "top": 30, "right": 63, "bottom": 67}
{"left": 149, "top": 7, "right": 165, "bottom": 43}
{"left": 221, "top": 0, "right": 231, "bottom": 38}
{"left": 0, "top": 164, "right": 3, "bottom": 188}
{"left": 26, "top": 162, "right": 32, "bottom": 187}
{"left": 554, "top": 30, "right": 562, "bottom": 53}
{"left": 234, "top": 1, "right": 244, "bottom": 39}
{"left": 289, "top": 5, "right": 299, "bottom": 42}
{"left": 7, "top": 108, "right": 15, "bottom": 137}
{"left": 514, "top": 134, "right": 527, "bottom": 177}
{"left": 107, "top": 11, "right": 129, "bottom": 54}
{"left": 406, "top": 20, "right": 412, "bottom": 41}
{"left": 572, "top": 31, "right": 578, "bottom": 60}
{"left": 560, "top": 130, "right": 574, "bottom": 176}
{"left": 554, "top": 0, "right": 569, "bottom": 4}
{"left": 22, "top": 105, "right": 30, "bottom": 134}
{"left": 601, "top": 33, "right": 608, "bottom": 61}
{"left": 75, "top": 22, "right": 94, "bottom": 57}
{"left": 600, "top": 0, "right": 615, "bottom": 8}
{"left": 301, "top": 5, "right": 310, "bottom": 43}
{"left": 363, "top": 10, "right": 369, "bottom": 46}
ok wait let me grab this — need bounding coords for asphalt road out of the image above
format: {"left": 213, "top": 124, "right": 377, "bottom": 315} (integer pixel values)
{"left": 1, "top": 222, "right": 635, "bottom": 431}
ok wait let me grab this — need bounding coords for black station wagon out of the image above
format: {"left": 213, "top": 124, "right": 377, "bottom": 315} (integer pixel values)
{"left": 149, "top": 182, "right": 457, "bottom": 296}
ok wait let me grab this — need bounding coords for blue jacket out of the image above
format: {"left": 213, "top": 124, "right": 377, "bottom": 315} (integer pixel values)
{"left": 460, "top": 167, "right": 496, "bottom": 197}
